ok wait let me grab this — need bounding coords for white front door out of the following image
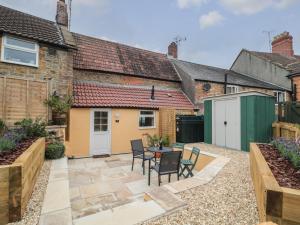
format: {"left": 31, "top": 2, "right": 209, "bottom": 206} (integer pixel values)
{"left": 225, "top": 98, "right": 240, "bottom": 150}
{"left": 90, "top": 109, "right": 111, "bottom": 155}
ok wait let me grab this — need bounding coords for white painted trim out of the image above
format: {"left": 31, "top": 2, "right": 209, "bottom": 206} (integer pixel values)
{"left": 89, "top": 108, "right": 112, "bottom": 156}
{"left": 138, "top": 110, "right": 156, "bottom": 129}
{"left": 1, "top": 35, "right": 39, "bottom": 68}
{"left": 203, "top": 91, "right": 274, "bottom": 100}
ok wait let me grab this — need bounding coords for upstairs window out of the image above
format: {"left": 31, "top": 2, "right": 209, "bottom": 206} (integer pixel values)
{"left": 274, "top": 91, "right": 285, "bottom": 104}
{"left": 1, "top": 35, "right": 39, "bottom": 67}
{"left": 226, "top": 85, "right": 239, "bottom": 94}
{"left": 139, "top": 111, "right": 155, "bottom": 128}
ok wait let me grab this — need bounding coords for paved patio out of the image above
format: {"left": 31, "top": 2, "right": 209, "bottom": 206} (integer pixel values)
{"left": 39, "top": 144, "right": 231, "bottom": 225}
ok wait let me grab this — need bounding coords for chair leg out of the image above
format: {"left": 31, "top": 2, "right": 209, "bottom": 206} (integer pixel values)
{"left": 177, "top": 172, "right": 180, "bottom": 181}
{"left": 142, "top": 160, "right": 145, "bottom": 175}
{"left": 158, "top": 175, "right": 161, "bottom": 186}
{"left": 168, "top": 174, "right": 171, "bottom": 183}
{"left": 148, "top": 165, "right": 151, "bottom": 186}
{"left": 186, "top": 166, "right": 194, "bottom": 178}
{"left": 131, "top": 157, "right": 134, "bottom": 171}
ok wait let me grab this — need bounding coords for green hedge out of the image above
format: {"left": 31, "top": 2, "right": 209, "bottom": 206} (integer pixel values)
{"left": 45, "top": 142, "right": 65, "bottom": 160}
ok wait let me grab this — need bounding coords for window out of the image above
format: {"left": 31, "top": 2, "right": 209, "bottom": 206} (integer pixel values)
{"left": 274, "top": 91, "right": 285, "bottom": 104}
{"left": 139, "top": 111, "right": 155, "bottom": 128}
{"left": 1, "top": 35, "right": 39, "bottom": 67}
{"left": 226, "top": 85, "right": 239, "bottom": 94}
{"left": 94, "top": 111, "right": 108, "bottom": 132}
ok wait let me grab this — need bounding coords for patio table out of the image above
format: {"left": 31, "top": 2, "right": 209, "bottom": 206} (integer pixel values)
{"left": 147, "top": 146, "right": 173, "bottom": 164}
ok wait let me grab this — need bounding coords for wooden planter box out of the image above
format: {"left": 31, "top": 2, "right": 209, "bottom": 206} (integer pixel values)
{"left": 0, "top": 138, "right": 45, "bottom": 224}
{"left": 250, "top": 143, "right": 300, "bottom": 225}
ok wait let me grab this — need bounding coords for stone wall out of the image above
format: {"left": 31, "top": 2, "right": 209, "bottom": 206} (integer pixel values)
{"left": 0, "top": 35, "right": 73, "bottom": 96}
{"left": 74, "top": 69, "right": 181, "bottom": 89}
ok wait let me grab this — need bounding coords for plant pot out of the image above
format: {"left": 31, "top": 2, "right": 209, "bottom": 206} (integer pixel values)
{"left": 52, "top": 112, "right": 67, "bottom": 125}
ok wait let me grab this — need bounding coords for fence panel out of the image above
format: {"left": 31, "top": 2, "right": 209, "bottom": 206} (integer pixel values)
{"left": 0, "top": 77, "right": 48, "bottom": 126}
{"left": 278, "top": 102, "right": 300, "bottom": 124}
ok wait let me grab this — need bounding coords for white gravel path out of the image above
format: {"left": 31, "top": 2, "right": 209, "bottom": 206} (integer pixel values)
{"left": 9, "top": 160, "right": 51, "bottom": 225}
{"left": 143, "top": 144, "right": 259, "bottom": 225}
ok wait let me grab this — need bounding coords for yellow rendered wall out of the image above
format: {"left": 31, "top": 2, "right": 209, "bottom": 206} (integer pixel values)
{"left": 111, "top": 109, "right": 159, "bottom": 154}
{"left": 66, "top": 108, "right": 90, "bottom": 157}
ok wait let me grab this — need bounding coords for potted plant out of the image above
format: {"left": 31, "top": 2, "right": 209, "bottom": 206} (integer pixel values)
{"left": 45, "top": 93, "right": 72, "bottom": 125}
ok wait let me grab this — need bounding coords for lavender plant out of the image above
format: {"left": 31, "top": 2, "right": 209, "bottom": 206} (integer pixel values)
{"left": 271, "top": 137, "right": 300, "bottom": 169}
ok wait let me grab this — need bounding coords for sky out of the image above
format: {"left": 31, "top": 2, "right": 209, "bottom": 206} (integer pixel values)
{"left": 1, "top": 0, "right": 300, "bottom": 68}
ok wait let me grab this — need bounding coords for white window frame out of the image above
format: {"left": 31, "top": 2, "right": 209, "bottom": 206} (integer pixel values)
{"left": 274, "top": 91, "right": 286, "bottom": 104}
{"left": 226, "top": 85, "right": 239, "bottom": 94}
{"left": 1, "top": 35, "right": 39, "bottom": 67}
{"left": 139, "top": 110, "right": 156, "bottom": 129}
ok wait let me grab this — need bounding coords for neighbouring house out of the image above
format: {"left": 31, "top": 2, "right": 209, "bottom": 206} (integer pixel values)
{"left": 0, "top": 3, "right": 75, "bottom": 126}
{"left": 231, "top": 32, "right": 300, "bottom": 103}
{"left": 171, "top": 59, "right": 284, "bottom": 112}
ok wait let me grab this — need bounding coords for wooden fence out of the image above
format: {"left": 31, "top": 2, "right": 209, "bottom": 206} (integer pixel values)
{"left": 0, "top": 76, "right": 48, "bottom": 126}
{"left": 272, "top": 122, "right": 300, "bottom": 139}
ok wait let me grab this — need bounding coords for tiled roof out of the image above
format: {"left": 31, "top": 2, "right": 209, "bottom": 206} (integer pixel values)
{"left": 171, "top": 59, "right": 285, "bottom": 90}
{"left": 250, "top": 51, "right": 300, "bottom": 74}
{"left": 72, "top": 33, "right": 181, "bottom": 82}
{"left": 0, "top": 5, "right": 66, "bottom": 47}
{"left": 73, "top": 82, "right": 193, "bottom": 109}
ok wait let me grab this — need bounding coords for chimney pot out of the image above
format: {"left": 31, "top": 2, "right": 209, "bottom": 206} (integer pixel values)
{"left": 56, "top": 0, "right": 68, "bottom": 28}
{"left": 168, "top": 42, "right": 178, "bottom": 59}
{"left": 271, "top": 31, "right": 294, "bottom": 57}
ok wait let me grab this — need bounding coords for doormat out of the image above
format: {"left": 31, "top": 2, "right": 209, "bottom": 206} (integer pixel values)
{"left": 93, "top": 154, "right": 110, "bottom": 158}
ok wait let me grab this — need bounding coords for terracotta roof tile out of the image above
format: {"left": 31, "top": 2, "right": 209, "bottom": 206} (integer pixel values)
{"left": 73, "top": 82, "right": 193, "bottom": 109}
{"left": 72, "top": 33, "right": 181, "bottom": 82}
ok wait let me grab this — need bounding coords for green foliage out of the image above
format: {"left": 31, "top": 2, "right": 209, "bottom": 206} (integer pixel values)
{"left": 15, "top": 118, "right": 47, "bottom": 139}
{"left": 44, "top": 94, "right": 72, "bottom": 114}
{"left": 0, "top": 137, "right": 16, "bottom": 152}
{"left": 271, "top": 138, "right": 300, "bottom": 169}
{"left": 0, "top": 119, "right": 7, "bottom": 137}
{"left": 146, "top": 134, "right": 170, "bottom": 147}
{"left": 45, "top": 142, "right": 65, "bottom": 160}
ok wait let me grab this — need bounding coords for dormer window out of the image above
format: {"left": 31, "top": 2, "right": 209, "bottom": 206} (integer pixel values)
{"left": 1, "top": 35, "right": 39, "bottom": 67}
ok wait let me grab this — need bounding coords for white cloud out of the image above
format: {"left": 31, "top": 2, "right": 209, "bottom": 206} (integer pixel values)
{"left": 219, "top": 0, "right": 298, "bottom": 15}
{"left": 177, "top": 0, "right": 209, "bottom": 9}
{"left": 199, "top": 11, "right": 224, "bottom": 29}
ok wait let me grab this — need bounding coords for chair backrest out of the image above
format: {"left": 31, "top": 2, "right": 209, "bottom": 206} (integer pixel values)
{"left": 189, "top": 147, "right": 200, "bottom": 167}
{"left": 172, "top": 143, "right": 185, "bottom": 150}
{"left": 159, "top": 151, "right": 182, "bottom": 173}
{"left": 130, "top": 139, "right": 145, "bottom": 156}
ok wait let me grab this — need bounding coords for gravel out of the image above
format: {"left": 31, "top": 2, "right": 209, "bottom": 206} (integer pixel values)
{"left": 143, "top": 144, "right": 259, "bottom": 225}
{"left": 9, "top": 160, "right": 52, "bottom": 225}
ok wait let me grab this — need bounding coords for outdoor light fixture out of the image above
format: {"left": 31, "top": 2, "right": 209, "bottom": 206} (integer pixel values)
{"left": 115, "top": 112, "right": 120, "bottom": 123}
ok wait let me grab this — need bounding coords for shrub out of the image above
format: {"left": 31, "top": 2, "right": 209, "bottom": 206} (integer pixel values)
{"left": 271, "top": 138, "right": 300, "bottom": 169}
{"left": 146, "top": 134, "right": 170, "bottom": 147}
{"left": 3, "top": 129, "right": 26, "bottom": 144}
{"left": 44, "top": 94, "right": 72, "bottom": 114}
{"left": 0, "top": 137, "right": 16, "bottom": 152}
{"left": 0, "top": 119, "right": 7, "bottom": 137}
{"left": 15, "top": 118, "right": 47, "bottom": 139}
{"left": 45, "top": 142, "right": 65, "bottom": 159}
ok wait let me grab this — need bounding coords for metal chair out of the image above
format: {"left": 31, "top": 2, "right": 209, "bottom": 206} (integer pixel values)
{"left": 130, "top": 139, "right": 154, "bottom": 175}
{"left": 148, "top": 151, "right": 182, "bottom": 186}
{"left": 180, "top": 147, "right": 200, "bottom": 178}
{"left": 171, "top": 142, "right": 185, "bottom": 151}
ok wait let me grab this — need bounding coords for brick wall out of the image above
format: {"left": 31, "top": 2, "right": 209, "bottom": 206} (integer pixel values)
{"left": 195, "top": 81, "right": 224, "bottom": 105}
{"left": 74, "top": 69, "right": 181, "bottom": 89}
{"left": 292, "top": 76, "right": 300, "bottom": 101}
{"left": 0, "top": 35, "right": 73, "bottom": 96}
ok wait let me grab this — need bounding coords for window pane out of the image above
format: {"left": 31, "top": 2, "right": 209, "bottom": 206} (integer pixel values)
{"left": 100, "top": 112, "right": 108, "bottom": 118}
{"left": 100, "top": 118, "right": 108, "bottom": 124}
{"left": 94, "top": 118, "right": 100, "bottom": 125}
{"left": 6, "top": 37, "right": 36, "bottom": 50}
{"left": 94, "top": 125, "right": 100, "bottom": 132}
{"left": 100, "top": 125, "right": 108, "bottom": 131}
{"left": 94, "top": 112, "right": 101, "bottom": 118}
{"left": 139, "top": 117, "right": 154, "bottom": 127}
{"left": 141, "top": 111, "right": 154, "bottom": 115}
{"left": 4, "top": 47, "right": 36, "bottom": 65}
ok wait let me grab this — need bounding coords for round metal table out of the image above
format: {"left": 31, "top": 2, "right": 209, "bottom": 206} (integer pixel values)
{"left": 147, "top": 147, "right": 173, "bottom": 163}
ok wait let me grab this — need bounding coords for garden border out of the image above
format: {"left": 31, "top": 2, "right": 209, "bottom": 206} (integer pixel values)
{"left": 0, "top": 138, "right": 45, "bottom": 224}
{"left": 250, "top": 143, "right": 300, "bottom": 224}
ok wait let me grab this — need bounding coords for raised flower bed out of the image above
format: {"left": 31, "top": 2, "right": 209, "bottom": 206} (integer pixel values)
{"left": 250, "top": 141, "right": 300, "bottom": 225}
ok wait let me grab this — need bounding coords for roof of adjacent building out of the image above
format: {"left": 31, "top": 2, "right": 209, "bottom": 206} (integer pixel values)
{"left": 171, "top": 59, "right": 285, "bottom": 90}
{"left": 73, "top": 82, "right": 194, "bottom": 109}
{"left": 72, "top": 33, "right": 181, "bottom": 82}
{"left": 0, "top": 5, "right": 66, "bottom": 47}
{"left": 249, "top": 51, "right": 300, "bottom": 74}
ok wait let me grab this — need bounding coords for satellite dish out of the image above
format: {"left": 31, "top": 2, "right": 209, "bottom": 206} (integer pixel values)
{"left": 203, "top": 83, "right": 211, "bottom": 92}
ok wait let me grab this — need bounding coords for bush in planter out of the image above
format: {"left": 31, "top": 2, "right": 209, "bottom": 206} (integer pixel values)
{"left": 271, "top": 138, "right": 300, "bottom": 169}
{"left": 0, "top": 119, "right": 7, "bottom": 137}
{"left": 45, "top": 141, "right": 65, "bottom": 159}
{"left": 0, "top": 137, "right": 16, "bottom": 152}
{"left": 15, "top": 118, "right": 47, "bottom": 139}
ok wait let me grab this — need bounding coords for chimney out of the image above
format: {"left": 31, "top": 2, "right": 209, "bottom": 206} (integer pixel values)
{"left": 56, "top": 0, "right": 68, "bottom": 28}
{"left": 272, "top": 31, "right": 294, "bottom": 57}
{"left": 168, "top": 42, "right": 178, "bottom": 59}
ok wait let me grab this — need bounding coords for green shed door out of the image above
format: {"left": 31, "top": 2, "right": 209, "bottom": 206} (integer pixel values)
{"left": 204, "top": 100, "right": 212, "bottom": 144}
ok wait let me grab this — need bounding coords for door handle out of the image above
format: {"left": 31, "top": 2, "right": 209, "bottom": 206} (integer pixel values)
{"left": 224, "top": 121, "right": 227, "bottom": 125}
